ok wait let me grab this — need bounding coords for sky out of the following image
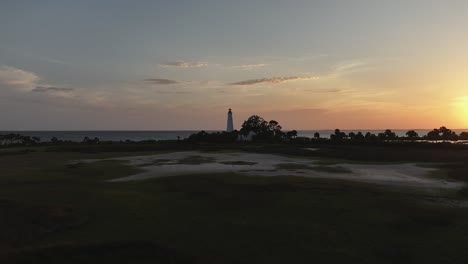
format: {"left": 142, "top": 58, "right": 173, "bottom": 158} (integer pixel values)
{"left": 0, "top": 0, "right": 467, "bottom": 130}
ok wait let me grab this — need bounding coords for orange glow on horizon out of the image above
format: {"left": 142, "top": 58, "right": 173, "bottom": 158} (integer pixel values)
{"left": 455, "top": 97, "right": 468, "bottom": 128}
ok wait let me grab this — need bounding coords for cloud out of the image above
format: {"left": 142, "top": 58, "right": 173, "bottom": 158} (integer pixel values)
{"left": 0, "top": 65, "right": 39, "bottom": 90}
{"left": 145, "top": 78, "right": 178, "bottom": 85}
{"left": 304, "top": 88, "right": 343, "bottom": 93}
{"left": 156, "top": 91, "right": 192, "bottom": 94}
{"left": 32, "top": 86, "right": 74, "bottom": 92}
{"left": 231, "top": 76, "right": 319, "bottom": 86}
{"left": 0, "top": 66, "right": 74, "bottom": 98}
{"left": 160, "top": 61, "right": 208, "bottom": 68}
{"left": 35, "top": 56, "right": 70, "bottom": 66}
{"left": 231, "top": 64, "right": 269, "bottom": 70}
{"left": 334, "top": 61, "right": 369, "bottom": 73}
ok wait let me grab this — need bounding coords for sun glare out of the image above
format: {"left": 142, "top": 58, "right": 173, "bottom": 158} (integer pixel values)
{"left": 454, "top": 97, "right": 468, "bottom": 127}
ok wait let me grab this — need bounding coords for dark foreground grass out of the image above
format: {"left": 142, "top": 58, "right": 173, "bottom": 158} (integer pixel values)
{"left": 1, "top": 147, "right": 468, "bottom": 263}
{"left": 3, "top": 242, "right": 196, "bottom": 264}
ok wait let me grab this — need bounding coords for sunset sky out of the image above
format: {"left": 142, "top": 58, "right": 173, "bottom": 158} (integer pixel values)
{"left": 1, "top": 0, "right": 467, "bottom": 130}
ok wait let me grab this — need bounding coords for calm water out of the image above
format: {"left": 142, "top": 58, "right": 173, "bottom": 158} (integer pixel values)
{"left": 1, "top": 130, "right": 467, "bottom": 142}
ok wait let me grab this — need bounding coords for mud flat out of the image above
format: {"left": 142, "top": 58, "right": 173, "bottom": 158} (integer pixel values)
{"left": 75, "top": 151, "right": 463, "bottom": 189}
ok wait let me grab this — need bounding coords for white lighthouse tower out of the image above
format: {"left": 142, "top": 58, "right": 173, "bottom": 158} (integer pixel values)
{"left": 226, "top": 108, "right": 234, "bottom": 132}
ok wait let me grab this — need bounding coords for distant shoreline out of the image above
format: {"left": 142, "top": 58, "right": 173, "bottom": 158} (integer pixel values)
{"left": 2, "top": 129, "right": 468, "bottom": 142}
{"left": 2, "top": 129, "right": 467, "bottom": 132}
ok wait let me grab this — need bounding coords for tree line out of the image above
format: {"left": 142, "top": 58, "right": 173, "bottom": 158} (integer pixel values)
{"left": 187, "top": 115, "right": 468, "bottom": 143}
{"left": 326, "top": 127, "right": 468, "bottom": 142}
{"left": 1, "top": 116, "right": 468, "bottom": 146}
{"left": 0, "top": 134, "right": 41, "bottom": 146}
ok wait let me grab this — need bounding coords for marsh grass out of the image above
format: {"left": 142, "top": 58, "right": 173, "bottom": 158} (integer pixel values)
{"left": 219, "top": 161, "right": 258, "bottom": 165}
{"left": 310, "top": 165, "right": 352, "bottom": 173}
{"left": 176, "top": 155, "right": 216, "bottom": 165}
{"left": 275, "top": 163, "right": 351, "bottom": 173}
{"left": 1, "top": 147, "right": 468, "bottom": 263}
{"left": 137, "top": 159, "right": 173, "bottom": 167}
{"left": 2, "top": 242, "right": 195, "bottom": 264}
{"left": 275, "top": 163, "right": 312, "bottom": 170}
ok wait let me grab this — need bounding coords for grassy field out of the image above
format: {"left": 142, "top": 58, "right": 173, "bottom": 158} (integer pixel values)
{"left": 1, "top": 144, "right": 468, "bottom": 263}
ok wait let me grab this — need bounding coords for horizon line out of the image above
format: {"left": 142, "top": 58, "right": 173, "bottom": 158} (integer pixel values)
{"left": 1, "top": 128, "right": 467, "bottom": 132}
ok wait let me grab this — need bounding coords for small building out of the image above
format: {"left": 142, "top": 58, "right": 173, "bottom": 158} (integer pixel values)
{"left": 237, "top": 131, "right": 256, "bottom": 141}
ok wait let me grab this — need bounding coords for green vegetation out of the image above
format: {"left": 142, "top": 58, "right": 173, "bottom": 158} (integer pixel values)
{"left": 1, "top": 146, "right": 468, "bottom": 263}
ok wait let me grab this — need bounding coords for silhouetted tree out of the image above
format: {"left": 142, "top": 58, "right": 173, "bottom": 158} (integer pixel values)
{"left": 377, "top": 132, "right": 385, "bottom": 140}
{"left": 385, "top": 129, "right": 397, "bottom": 140}
{"left": 240, "top": 115, "right": 268, "bottom": 135}
{"left": 355, "top": 132, "right": 365, "bottom": 140}
{"left": 427, "top": 129, "right": 441, "bottom": 141}
{"left": 82, "top": 137, "right": 100, "bottom": 144}
{"left": 240, "top": 115, "right": 284, "bottom": 140}
{"left": 364, "top": 132, "right": 377, "bottom": 141}
{"left": 330, "top": 129, "right": 347, "bottom": 141}
{"left": 426, "top": 127, "right": 458, "bottom": 141}
{"left": 187, "top": 130, "right": 238, "bottom": 143}
{"left": 286, "top": 130, "right": 298, "bottom": 139}
{"left": 0, "top": 133, "right": 39, "bottom": 145}
{"left": 406, "top": 130, "right": 419, "bottom": 139}
{"left": 266, "top": 120, "right": 283, "bottom": 138}
{"left": 460, "top": 132, "right": 468, "bottom": 140}
{"left": 378, "top": 129, "right": 397, "bottom": 140}
{"left": 439, "top": 126, "right": 458, "bottom": 141}
{"left": 314, "top": 132, "right": 320, "bottom": 139}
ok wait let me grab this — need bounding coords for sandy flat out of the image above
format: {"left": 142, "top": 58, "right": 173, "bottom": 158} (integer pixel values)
{"left": 74, "top": 151, "right": 463, "bottom": 189}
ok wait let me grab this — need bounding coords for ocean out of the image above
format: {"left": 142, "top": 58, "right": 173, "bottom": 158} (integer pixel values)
{"left": 1, "top": 130, "right": 467, "bottom": 142}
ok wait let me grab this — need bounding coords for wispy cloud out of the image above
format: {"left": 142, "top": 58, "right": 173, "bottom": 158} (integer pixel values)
{"left": 35, "top": 56, "right": 70, "bottom": 66}
{"left": 32, "top": 86, "right": 74, "bottom": 92}
{"left": 0, "top": 65, "right": 39, "bottom": 91}
{"left": 160, "top": 61, "right": 208, "bottom": 68}
{"left": 231, "top": 76, "right": 319, "bottom": 86}
{"left": 156, "top": 91, "right": 192, "bottom": 94}
{"left": 144, "top": 78, "right": 178, "bottom": 85}
{"left": 303, "top": 88, "right": 343, "bottom": 93}
{"left": 231, "top": 64, "right": 269, "bottom": 70}
{"left": 333, "top": 61, "right": 370, "bottom": 73}
{"left": 0, "top": 65, "right": 75, "bottom": 98}
{"left": 283, "top": 54, "right": 330, "bottom": 62}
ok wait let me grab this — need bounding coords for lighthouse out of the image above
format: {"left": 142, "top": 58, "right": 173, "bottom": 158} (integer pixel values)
{"left": 226, "top": 108, "right": 234, "bottom": 132}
